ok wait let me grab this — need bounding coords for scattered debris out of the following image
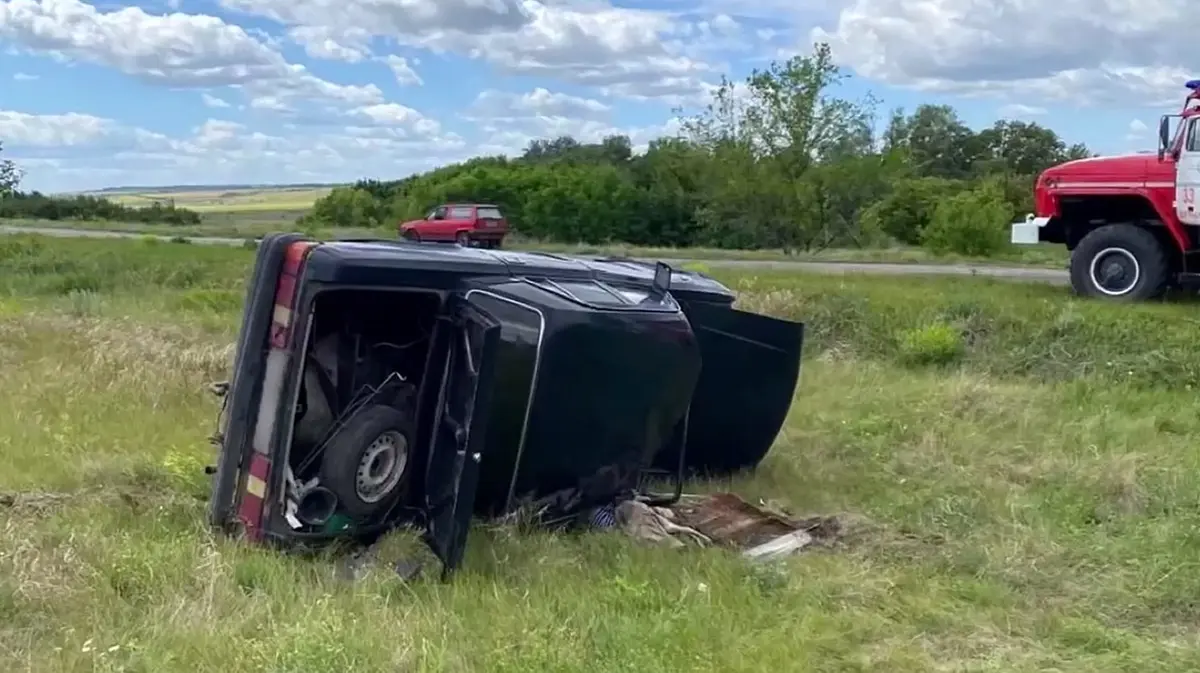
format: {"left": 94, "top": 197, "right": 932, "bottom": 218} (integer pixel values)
{"left": 612, "top": 492, "right": 841, "bottom": 562}
{"left": 616, "top": 500, "right": 712, "bottom": 548}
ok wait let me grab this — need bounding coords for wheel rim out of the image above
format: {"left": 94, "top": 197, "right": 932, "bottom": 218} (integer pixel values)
{"left": 1088, "top": 247, "right": 1141, "bottom": 296}
{"left": 457, "top": 233, "right": 468, "bottom": 246}
{"left": 354, "top": 430, "right": 408, "bottom": 503}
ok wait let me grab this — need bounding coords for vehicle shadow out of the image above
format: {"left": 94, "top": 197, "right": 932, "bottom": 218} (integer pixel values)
{"left": 1160, "top": 288, "right": 1200, "bottom": 304}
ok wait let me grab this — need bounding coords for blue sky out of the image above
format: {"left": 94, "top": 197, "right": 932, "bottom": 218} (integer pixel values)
{"left": 0, "top": 0, "right": 1189, "bottom": 192}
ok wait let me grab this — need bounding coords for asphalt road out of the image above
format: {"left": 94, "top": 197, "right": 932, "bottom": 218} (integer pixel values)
{"left": 0, "top": 224, "right": 1070, "bottom": 285}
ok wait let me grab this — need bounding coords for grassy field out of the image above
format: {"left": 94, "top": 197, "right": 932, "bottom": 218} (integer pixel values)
{"left": 87, "top": 186, "right": 333, "bottom": 213}
{"left": 0, "top": 234, "right": 1196, "bottom": 671}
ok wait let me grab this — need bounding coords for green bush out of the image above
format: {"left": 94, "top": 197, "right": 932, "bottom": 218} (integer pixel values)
{"left": 861, "top": 177, "right": 965, "bottom": 245}
{"left": 897, "top": 322, "right": 966, "bottom": 366}
{"left": 304, "top": 186, "right": 383, "bottom": 229}
{"left": 920, "top": 180, "right": 1012, "bottom": 257}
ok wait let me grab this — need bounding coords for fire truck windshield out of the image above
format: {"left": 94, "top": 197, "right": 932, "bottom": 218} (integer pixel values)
{"left": 1173, "top": 117, "right": 1188, "bottom": 149}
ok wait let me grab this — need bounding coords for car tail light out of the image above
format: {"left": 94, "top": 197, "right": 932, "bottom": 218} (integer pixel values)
{"left": 238, "top": 240, "right": 318, "bottom": 539}
{"left": 269, "top": 242, "right": 316, "bottom": 349}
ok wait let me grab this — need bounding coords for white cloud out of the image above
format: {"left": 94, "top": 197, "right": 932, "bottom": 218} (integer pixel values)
{"left": 813, "top": 0, "right": 1192, "bottom": 106}
{"left": 217, "top": 0, "right": 717, "bottom": 101}
{"left": 449, "top": 2, "right": 713, "bottom": 101}
{"left": 382, "top": 55, "right": 423, "bottom": 86}
{"left": 457, "top": 86, "right": 678, "bottom": 156}
{"left": 3, "top": 109, "right": 470, "bottom": 192}
{"left": 998, "top": 104, "right": 1047, "bottom": 118}
{"left": 1127, "top": 117, "right": 1149, "bottom": 142}
{"left": 350, "top": 103, "right": 442, "bottom": 136}
{"left": 0, "top": 0, "right": 382, "bottom": 109}
{"left": 12, "top": 71, "right": 37, "bottom": 80}
{"left": 288, "top": 25, "right": 370, "bottom": 62}
{"left": 466, "top": 88, "right": 610, "bottom": 120}
{"left": 474, "top": 116, "right": 682, "bottom": 158}
{"left": 248, "top": 96, "right": 290, "bottom": 112}
{"left": 218, "top": 0, "right": 533, "bottom": 38}
{"left": 202, "top": 93, "right": 231, "bottom": 109}
{"left": 708, "top": 14, "right": 739, "bottom": 36}
{"left": 0, "top": 109, "right": 114, "bottom": 147}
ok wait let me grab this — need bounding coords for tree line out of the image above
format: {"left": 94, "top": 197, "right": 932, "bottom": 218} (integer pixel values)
{"left": 303, "top": 43, "right": 1092, "bottom": 256}
{"left": 0, "top": 143, "right": 202, "bottom": 226}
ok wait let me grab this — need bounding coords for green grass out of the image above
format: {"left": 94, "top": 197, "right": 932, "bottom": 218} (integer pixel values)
{"left": 1, "top": 235, "right": 1195, "bottom": 671}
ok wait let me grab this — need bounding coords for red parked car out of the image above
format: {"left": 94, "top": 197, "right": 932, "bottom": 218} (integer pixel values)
{"left": 398, "top": 203, "right": 509, "bottom": 249}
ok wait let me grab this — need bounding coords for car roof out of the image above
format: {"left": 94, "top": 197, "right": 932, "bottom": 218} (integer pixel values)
{"left": 311, "top": 239, "right": 734, "bottom": 301}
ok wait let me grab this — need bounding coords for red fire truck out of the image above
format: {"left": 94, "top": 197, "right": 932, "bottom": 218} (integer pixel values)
{"left": 1011, "top": 81, "right": 1200, "bottom": 300}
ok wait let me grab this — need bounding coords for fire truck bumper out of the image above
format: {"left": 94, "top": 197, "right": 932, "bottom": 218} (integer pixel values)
{"left": 1010, "top": 214, "right": 1051, "bottom": 245}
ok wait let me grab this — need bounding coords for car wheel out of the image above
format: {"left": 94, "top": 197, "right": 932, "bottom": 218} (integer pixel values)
{"left": 1069, "top": 224, "right": 1168, "bottom": 301}
{"left": 402, "top": 230, "right": 420, "bottom": 242}
{"left": 318, "top": 404, "right": 414, "bottom": 520}
{"left": 455, "top": 231, "right": 470, "bottom": 247}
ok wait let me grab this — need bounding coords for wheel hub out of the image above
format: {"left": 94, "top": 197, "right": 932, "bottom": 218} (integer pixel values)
{"left": 354, "top": 430, "right": 408, "bottom": 503}
{"left": 1088, "top": 247, "right": 1141, "bottom": 296}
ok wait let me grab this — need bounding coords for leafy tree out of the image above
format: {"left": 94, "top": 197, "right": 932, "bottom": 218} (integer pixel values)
{"left": 298, "top": 41, "right": 1093, "bottom": 257}
{"left": 0, "top": 142, "right": 22, "bottom": 197}
{"left": 0, "top": 142, "right": 203, "bottom": 225}
{"left": 885, "top": 105, "right": 983, "bottom": 179}
{"left": 304, "top": 187, "right": 382, "bottom": 228}
{"left": 860, "top": 177, "right": 965, "bottom": 245}
{"left": 976, "top": 120, "right": 1088, "bottom": 175}
{"left": 921, "top": 179, "right": 1012, "bottom": 256}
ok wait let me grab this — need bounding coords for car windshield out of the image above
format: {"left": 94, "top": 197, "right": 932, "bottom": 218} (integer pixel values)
{"left": 477, "top": 207, "right": 503, "bottom": 219}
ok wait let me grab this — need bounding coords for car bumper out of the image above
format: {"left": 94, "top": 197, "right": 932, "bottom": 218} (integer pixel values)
{"left": 1011, "top": 215, "right": 1051, "bottom": 245}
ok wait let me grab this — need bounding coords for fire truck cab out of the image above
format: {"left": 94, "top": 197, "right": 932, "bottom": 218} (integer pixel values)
{"left": 1011, "top": 81, "right": 1200, "bottom": 300}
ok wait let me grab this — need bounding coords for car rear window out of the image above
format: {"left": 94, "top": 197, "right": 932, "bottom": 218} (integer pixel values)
{"left": 528, "top": 278, "right": 676, "bottom": 311}
{"left": 477, "top": 207, "right": 503, "bottom": 219}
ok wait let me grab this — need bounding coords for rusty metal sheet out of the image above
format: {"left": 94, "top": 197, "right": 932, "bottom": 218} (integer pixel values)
{"left": 669, "top": 492, "right": 802, "bottom": 550}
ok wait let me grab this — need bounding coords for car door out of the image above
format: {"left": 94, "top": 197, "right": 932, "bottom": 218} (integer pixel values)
{"left": 420, "top": 293, "right": 501, "bottom": 576}
{"left": 1176, "top": 117, "right": 1200, "bottom": 225}
{"left": 654, "top": 300, "right": 804, "bottom": 476}
{"left": 426, "top": 206, "right": 450, "bottom": 240}
{"left": 446, "top": 206, "right": 476, "bottom": 241}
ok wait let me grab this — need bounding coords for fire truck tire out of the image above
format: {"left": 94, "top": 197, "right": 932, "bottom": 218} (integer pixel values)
{"left": 1069, "top": 224, "right": 1168, "bottom": 300}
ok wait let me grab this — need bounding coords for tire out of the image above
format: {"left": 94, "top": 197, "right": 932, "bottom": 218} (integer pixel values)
{"left": 455, "top": 231, "right": 470, "bottom": 247}
{"left": 1069, "top": 224, "right": 1169, "bottom": 301}
{"left": 318, "top": 404, "right": 414, "bottom": 521}
{"left": 402, "top": 230, "right": 420, "bottom": 242}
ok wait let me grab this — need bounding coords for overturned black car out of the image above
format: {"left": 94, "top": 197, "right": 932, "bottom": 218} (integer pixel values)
{"left": 209, "top": 234, "right": 805, "bottom": 576}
